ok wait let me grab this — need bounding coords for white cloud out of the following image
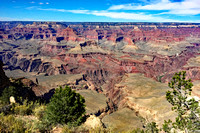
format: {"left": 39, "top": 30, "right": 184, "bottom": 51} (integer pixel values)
{"left": 38, "top": 8, "right": 89, "bottom": 13}
{"left": 26, "top": 6, "right": 40, "bottom": 10}
{"left": 33, "top": 7, "right": 179, "bottom": 22}
{"left": 90, "top": 11, "right": 175, "bottom": 22}
{"left": 30, "top": 1, "right": 49, "bottom": 5}
{"left": 109, "top": 0, "right": 200, "bottom": 15}
{"left": 68, "top": 10, "right": 89, "bottom": 14}
{"left": 162, "top": 9, "right": 200, "bottom": 15}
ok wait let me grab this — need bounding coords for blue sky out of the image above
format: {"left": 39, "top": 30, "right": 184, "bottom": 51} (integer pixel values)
{"left": 0, "top": 0, "right": 200, "bottom": 22}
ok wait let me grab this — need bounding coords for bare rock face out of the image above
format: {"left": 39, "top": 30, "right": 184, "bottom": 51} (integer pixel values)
{"left": 84, "top": 115, "right": 103, "bottom": 129}
{"left": 80, "top": 40, "right": 97, "bottom": 47}
{"left": 56, "top": 27, "right": 82, "bottom": 42}
{"left": 112, "top": 73, "right": 176, "bottom": 127}
{"left": 83, "top": 29, "right": 98, "bottom": 40}
{"left": 0, "top": 60, "right": 9, "bottom": 91}
{"left": 20, "top": 78, "right": 49, "bottom": 96}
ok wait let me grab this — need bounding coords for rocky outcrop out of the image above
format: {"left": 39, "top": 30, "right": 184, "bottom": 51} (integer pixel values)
{"left": 20, "top": 78, "right": 49, "bottom": 97}
{"left": 56, "top": 27, "right": 85, "bottom": 42}
{"left": 83, "top": 29, "right": 98, "bottom": 40}
{"left": 84, "top": 115, "right": 103, "bottom": 129}
{"left": 111, "top": 73, "right": 176, "bottom": 127}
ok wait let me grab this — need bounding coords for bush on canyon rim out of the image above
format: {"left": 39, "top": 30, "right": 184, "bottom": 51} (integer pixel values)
{"left": 44, "top": 86, "right": 86, "bottom": 126}
{"left": 0, "top": 113, "right": 26, "bottom": 133}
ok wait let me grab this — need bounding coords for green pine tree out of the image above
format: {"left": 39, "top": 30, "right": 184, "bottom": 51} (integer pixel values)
{"left": 163, "top": 71, "right": 200, "bottom": 133}
{"left": 44, "top": 86, "right": 86, "bottom": 126}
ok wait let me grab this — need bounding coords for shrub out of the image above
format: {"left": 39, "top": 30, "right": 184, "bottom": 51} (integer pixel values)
{"left": 33, "top": 104, "right": 46, "bottom": 120}
{"left": 130, "top": 128, "right": 145, "bottom": 133}
{"left": 0, "top": 79, "right": 37, "bottom": 105}
{"left": 0, "top": 113, "right": 26, "bottom": 133}
{"left": 0, "top": 86, "right": 19, "bottom": 104}
{"left": 26, "top": 119, "right": 51, "bottom": 133}
{"left": 44, "top": 86, "right": 86, "bottom": 126}
{"left": 13, "top": 100, "right": 40, "bottom": 115}
{"left": 145, "top": 122, "right": 159, "bottom": 133}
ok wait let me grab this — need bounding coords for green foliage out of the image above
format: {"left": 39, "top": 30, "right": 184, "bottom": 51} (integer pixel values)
{"left": 162, "top": 119, "right": 173, "bottom": 133}
{"left": 62, "top": 125, "right": 73, "bottom": 133}
{"left": 163, "top": 71, "right": 200, "bottom": 133}
{"left": 157, "top": 75, "right": 164, "bottom": 83}
{"left": 145, "top": 122, "right": 159, "bottom": 133}
{"left": 61, "top": 125, "right": 87, "bottom": 133}
{"left": 33, "top": 104, "right": 46, "bottom": 120}
{"left": 25, "top": 119, "right": 51, "bottom": 133}
{"left": 130, "top": 128, "right": 145, "bottom": 133}
{"left": 44, "top": 86, "right": 86, "bottom": 126}
{"left": 0, "top": 85, "right": 19, "bottom": 104}
{"left": 0, "top": 113, "right": 26, "bottom": 133}
{"left": 0, "top": 79, "right": 37, "bottom": 105}
{"left": 13, "top": 100, "right": 39, "bottom": 115}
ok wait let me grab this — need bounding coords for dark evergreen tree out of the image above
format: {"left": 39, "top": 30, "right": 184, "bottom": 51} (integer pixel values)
{"left": 44, "top": 86, "right": 86, "bottom": 126}
{"left": 163, "top": 71, "right": 200, "bottom": 133}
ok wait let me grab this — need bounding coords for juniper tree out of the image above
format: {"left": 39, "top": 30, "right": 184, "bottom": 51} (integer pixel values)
{"left": 44, "top": 86, "right": 86, "bottom": 126}
{"left": 163, "top": 71, "right": 200, "bottom": 133}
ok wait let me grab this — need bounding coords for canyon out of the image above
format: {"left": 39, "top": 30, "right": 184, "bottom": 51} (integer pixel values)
{"left": 0, "top": 22, "right": 200, "bottom": 131}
